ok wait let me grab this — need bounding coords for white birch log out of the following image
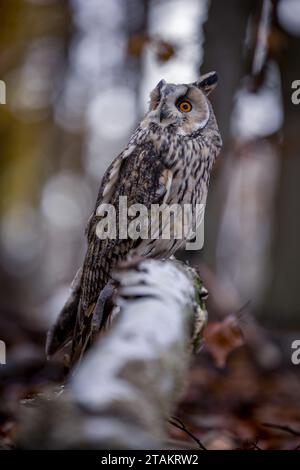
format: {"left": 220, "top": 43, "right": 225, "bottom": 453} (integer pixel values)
{"left": 18, "top": 259, "right": 207, "bottom": 450}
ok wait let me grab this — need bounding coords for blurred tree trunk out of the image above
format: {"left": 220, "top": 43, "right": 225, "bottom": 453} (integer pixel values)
{"left": 202, "top": 0, "right": 300, "bottom": 328}
{"left": 262, "top": 17, "right": 300, "bottom": 328}
{"left": 199, "top": 0, "right": 255, "bottom": 273}
{"left": 201, "top": 0, "right": 255, "bottom": 149}
{"left": 0, "top": 0, "right": 73, "bottom": 315}
{"left": 124, "top": 0, "right": 149, "bottom": 102}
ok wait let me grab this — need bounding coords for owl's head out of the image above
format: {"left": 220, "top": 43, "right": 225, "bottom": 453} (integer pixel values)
{"left": 145, "top": 71, "right": 218, "bottom": 135}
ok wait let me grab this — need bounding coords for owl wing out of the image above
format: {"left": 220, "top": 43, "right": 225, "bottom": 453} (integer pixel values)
{"left": 45, "top": 148, "right": 133, "bottom": 359}
{"left": 85, "top": 143, "right": 136, "bottom": 241}
{"left": 79, "top": 141, "right": 171, "bottom": 311}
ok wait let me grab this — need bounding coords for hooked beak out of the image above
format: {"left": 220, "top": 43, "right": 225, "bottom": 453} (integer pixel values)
{"left": 159, "top": 105, "right": 169, "bottom": 122}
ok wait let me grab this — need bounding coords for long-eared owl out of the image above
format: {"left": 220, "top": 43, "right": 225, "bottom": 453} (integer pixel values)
{"left": 46, "top": 71, "right": 222, "bottom": 366}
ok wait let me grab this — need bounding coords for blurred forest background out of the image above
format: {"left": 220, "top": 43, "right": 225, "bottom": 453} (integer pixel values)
{"left": 1, "top": 0, "right": 300, "bottom": 337}
{"left": 0, "top": 0, "right": 300, "bottom": 450}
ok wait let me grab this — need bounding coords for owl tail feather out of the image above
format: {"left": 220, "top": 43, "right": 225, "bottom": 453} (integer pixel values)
{"left": 45, "top": 268, "right": 82, "bottom": 358}
{"left": 69, "top": 302, "right": 95, "bottom": 367}
{"left": 69, "top": 280, "right": 116, "bottom": 368}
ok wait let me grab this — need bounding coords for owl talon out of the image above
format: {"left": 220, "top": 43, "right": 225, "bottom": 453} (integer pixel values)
{"left": 92, "top": 281, "right": 116, "bottom": 333}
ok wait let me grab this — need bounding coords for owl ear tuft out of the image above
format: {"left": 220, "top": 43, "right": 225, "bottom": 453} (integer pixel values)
{"left": 156, "top": 79, "right": 166, "bottom": 90}
{"left": 195, "top": 71, "right": 218, "bottom": 95}
{"left": 149, "top": 79, "right": 166, "bottom": 110}
{"left": 150, "top": 79, "right": 166, "bottom": 95}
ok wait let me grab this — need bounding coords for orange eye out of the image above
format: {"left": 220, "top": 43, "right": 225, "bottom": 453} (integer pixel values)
{"left": 178, "top": 100, "right": 192, "bottom": 113}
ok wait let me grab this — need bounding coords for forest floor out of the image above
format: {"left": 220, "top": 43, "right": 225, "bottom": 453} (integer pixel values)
{"left": 171, "top": 347, "right": 300, "bottom": 450}
{"left": 0, "top": 316, "right": 300, "bottom": 450}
